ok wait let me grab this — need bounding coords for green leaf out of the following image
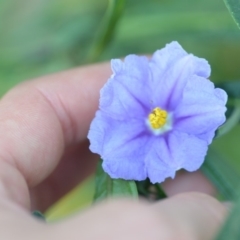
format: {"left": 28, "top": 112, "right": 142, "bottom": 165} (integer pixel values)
{"left": 94, "top": 160, "right": 138, "bottom": 202}
{"left": 223, "top": 0, "right": 240, "bottom": 28}
{"left": 136, "top": 179, "right": 167, "bottom": 200}
{"left": 201, "top": 148, "right": 240, "bottom": 200}
{"left": 154, "top": 183, "right": 167, "bottom": 200}
{"left": 215, "top": 190, "right": 240, "bottom": 239}
{"left": 86, "top": 0, "right": 126, "bottom": 62}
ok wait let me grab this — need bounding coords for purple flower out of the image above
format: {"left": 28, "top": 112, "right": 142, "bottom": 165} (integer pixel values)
{"left": 88, "top": 41, "right": 227, "bottom": 183}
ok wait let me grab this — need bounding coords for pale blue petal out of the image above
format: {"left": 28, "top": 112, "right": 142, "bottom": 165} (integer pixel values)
{"left": 146, "top": 137, "right": 176, "bottom": 184}
{"left": 174, "top": 76, "right": 227, "bottom": 143}
{"left": 180, "top": 135, "right": 208, "bottom": 172}
{"left": 88, "top": 111, "right": 148, "bottom": 180}
{"left": 150, "top": 42, "right": 210, "bottom": 110}
{"left": 100, "top": 55, "right": 151, "bottom": 120}
{"left": 167, "top": 131, "right": 208, "bottom": 172}
{"left": 191, "top": 56, "right": 210, "bottom": 78}
{"left": 146, "top": 131, "right": 208, "bottom": 183}
{"left": 151, "top": 55, "right": 195, "bottom": 110}
{"left": 88, "top": 111, "right": 109, "bottom": 155}
{"left": 215, "top": 88, "right": 228, "bottom": 104}
{"left": 150, "top": 41, "right": 188, "bottom": 73}
{"left": 103, "top": 155, "right": 147, "bottom": 181}
{"left": 111, "top": 59, "right": 123, "bottom": 74}
{"left": 150, "top": 41, "right": 210, "bottom": 81}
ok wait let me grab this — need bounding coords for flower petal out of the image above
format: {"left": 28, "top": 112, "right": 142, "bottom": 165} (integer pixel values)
{"left": 192, "top": 56, "right": 211, "bottom": 78}
{"left": 179, "top": 136, "right": 208, "bottom": 172}
{"left": 150, "top": 41, "right": 188, "bottom": 72}
{"left": 100, "top": 55, "right": 151, "bottom": 120}
{"left": 146, "top": 131, "right": 208, "bottom": 183}
{"left": 150, "top": 42, "right": 210, "bottom": 110}
{"left": 146, "top": 137, "right": 176, "bottom": 184}
{"left": 88, "top": 41, "right": 227, "bottom": 183}
{"left": 174, "top": 75, "right": 227, "bottom": 143}
{"left": 151, "top": 55, "right": 195, "bottom": 110}
{"left": 150, "top": 41, "right": 210, "bottom": 80}
{"left": 88, "top": 111, "right": 148, "bottom": 180}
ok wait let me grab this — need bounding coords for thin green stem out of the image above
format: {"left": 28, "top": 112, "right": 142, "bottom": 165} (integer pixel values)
{"left": 85, "top": 0, "right": 126, "bottom": 63}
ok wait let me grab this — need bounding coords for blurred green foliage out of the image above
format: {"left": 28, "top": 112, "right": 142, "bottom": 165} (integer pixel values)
{"left": 0, "top": 0, "right": 105, "bottom": 94}
{"left": 1, "top": 0, "right": 240, "bottom": 96}
{"left": 224, "top": 0, "right": 240, "bottom": 29}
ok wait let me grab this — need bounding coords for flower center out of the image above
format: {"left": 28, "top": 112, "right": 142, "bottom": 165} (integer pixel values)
{"left": 148, "top": 107, "right": 168, "bottom": 129}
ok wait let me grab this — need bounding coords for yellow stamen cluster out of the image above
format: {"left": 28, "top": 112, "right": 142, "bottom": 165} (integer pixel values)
{"left": 148, "top": 107, "right": 168, "bottom": 129}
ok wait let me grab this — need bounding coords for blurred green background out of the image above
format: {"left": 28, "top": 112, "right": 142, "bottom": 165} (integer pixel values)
{"left": 1, "top": 0, "right": 240, "bottom": 219}
{"left": 2, "top": 0, "right": 240, "bottom": 94}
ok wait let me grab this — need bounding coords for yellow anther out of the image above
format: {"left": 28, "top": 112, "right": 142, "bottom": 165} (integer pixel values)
{"left": 148, "top": 107, "right": 168, "bottom": 129}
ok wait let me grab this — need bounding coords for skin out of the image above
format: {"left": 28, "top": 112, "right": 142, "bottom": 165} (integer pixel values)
{"left": 0, "top": 62, "right": 227, "bottom": 239}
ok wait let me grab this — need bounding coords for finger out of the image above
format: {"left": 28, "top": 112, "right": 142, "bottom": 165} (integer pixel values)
{"left": 51, "top": 192, "right": 227, "bottom": 240}
{"left": 162, "top": 170, "right": 217, "bottom": 197}
{"left": 30, "top": 140, "right": 98, "bottom": 211}
{"left": 0, "top": 199, "right": 47, "bottom": 240}
{"left": 0, "top": 62, "right": 111, "bottom": 209}
{"left": 151, "top": 192, "right": 226, "bottom": 240}
{"left": 0, "top": 192, "right": 227, "bottom": 240}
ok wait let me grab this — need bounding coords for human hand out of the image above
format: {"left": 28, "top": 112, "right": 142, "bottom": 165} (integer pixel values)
{"left": 0, "top": 63, "right": 227, "bottom": 239}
